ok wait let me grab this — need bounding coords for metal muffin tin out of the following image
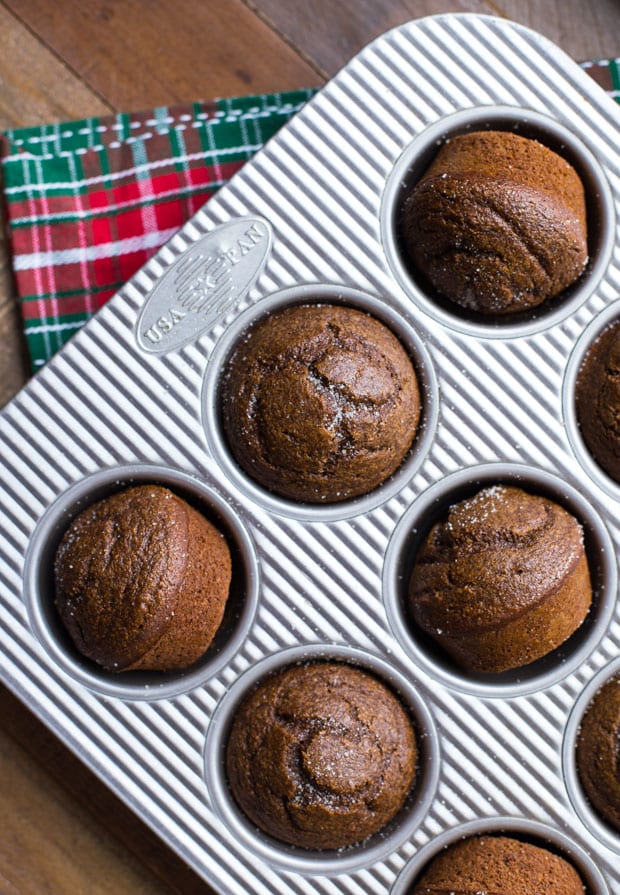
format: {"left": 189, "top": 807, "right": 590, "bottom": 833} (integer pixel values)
{"left": 1, "top": 12, "right": 620, "bottom": 894}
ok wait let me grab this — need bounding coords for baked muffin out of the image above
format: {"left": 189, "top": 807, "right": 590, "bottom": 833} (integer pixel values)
{"left": 411, "top": 835, "right": 584, "bottom": 894}
{"left": 576, "top": 318, "right": 620, "bottom": 482}
{"left": 400, "top": 130, "right": 588, "bottom": 315}
{"left": 576, "top": 674, "right": 620, "bottom": 830}
{"left": 226, "top": 661, "right": 417, "bottom": 849}
{"left": 221, "top": 303, "right": 421, "bottom": 503}
{"left": 54, "top": 484, "right": 232, "bottom": 671}
{"left": 409, "top": 485, "right": 592, "bottom": 673}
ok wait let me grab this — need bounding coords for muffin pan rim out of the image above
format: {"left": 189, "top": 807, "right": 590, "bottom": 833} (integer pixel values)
{"left": 203, "top": 642, "right": 441, "bottom": 877}
{"left": 382, "top": 461, "right": 617, "bottom": 699}
{"left": 562, "top": 655, "right": 620, "bottom": 856}
{"left": 22, "top": 463, "right": 261, "bottom": 701}
{"left": 379, "top": 104, "right": 616, "bottom": 340}
{"left": 201, "top": 282, "right": 440, "bottom": 522}
{"left": 563, "top": 299, "right": 620, "bottom": 499}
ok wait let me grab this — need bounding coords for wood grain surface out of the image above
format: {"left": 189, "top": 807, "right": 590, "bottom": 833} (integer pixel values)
{"left": 0, "top": 1, "right": 618, "bottom": 893}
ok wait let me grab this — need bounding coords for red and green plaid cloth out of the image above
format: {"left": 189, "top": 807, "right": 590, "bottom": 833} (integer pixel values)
{"left": 1, "top": 59, "right": 619, "bottom": 371}
{"left": 0, "top": 90, "right": 315, "bottom": 369}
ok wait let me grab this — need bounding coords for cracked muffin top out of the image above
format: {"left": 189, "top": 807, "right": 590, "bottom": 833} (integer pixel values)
{"left": 54, "top": 484, "right": 232, "bottom": 672}
{"left": 400, "top": 130, "right": 588, "bottom": 316}
{"left": 409, "top": 485, "right": 592, "bottom": 673}
{"left": 225, "top": 661, "right": 417, "bottom": 849}
{"left": 220, "top": 303, "right": 421, "bottom": 503}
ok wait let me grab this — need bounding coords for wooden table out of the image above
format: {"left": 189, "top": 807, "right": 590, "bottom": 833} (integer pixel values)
{"left": 0, "top": 2, "right": 617, "bottom": 892}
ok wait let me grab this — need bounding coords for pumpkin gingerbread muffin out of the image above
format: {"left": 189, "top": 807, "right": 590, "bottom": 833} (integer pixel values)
{"left": 54, "top": 484, "right": 232, "bottom": 672}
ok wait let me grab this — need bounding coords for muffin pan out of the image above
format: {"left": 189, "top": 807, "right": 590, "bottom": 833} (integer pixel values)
{"left": 1, "top": 12, "right": 620, "bottom": 894}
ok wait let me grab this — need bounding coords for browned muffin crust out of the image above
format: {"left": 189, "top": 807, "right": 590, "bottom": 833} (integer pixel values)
{"left": 226, "top": 661, "right": 417, "bottom": 849}
{"left": 54, "top": 484, "right": 232, "bottom": 671}
{"left": 576, "top": 674, "right": 620, "bottom": 830}
{"left": 412, "top": 835, "right": 584, "bottom": 895}
{"left": 221, "top": 303, "right": 421, "bottom": 503}
{"left": 576, "top": 318, "right": 620, "bottom": 482}
{"left": 400, "top": 130, "right": 588, "bottom": 315}
{"left": 409, "top": 485, "right": 592, "bottom": 673}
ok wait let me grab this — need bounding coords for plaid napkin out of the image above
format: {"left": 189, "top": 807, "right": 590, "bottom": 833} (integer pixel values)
{"left": 1, "top": 58, "right": 619, "bottom": 371}
{"left": 0, "top": 90, "right": 315, "bottom": 369}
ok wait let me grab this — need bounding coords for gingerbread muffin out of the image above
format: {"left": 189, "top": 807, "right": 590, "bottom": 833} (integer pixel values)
{"left": 226, "top": 661, "right": 417, "bottom": 849}
{"left": 576, "top": 674, "right": 620, "bottom": 831}
{"left": 221, "top": 303, "right": 421, "bottom": 503}
{"left": 576, "top": 318, "right": 620, "bottom": 483}
{"left": 409, "top": 485, "right": 592, "bottom": 673}
{"left": 54, "top": 484, "right": 232, "bottom": 672}
{"left": 400, "top": 130, "right": 588, "bottom": 315}
{"left": 411, "top": 835, "right": 584, "bottom": 895}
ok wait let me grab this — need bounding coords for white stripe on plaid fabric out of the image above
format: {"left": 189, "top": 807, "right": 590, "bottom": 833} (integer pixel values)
{"left": 131, "top": 134, "right": 159, "bottom": 237}
{"left": 66, "top": 143, "right": 96, "bottom": 320}
{"left": 12, "top": 228, "right": 180, "bottom": 269}
{"left": 1, "top": 145, "right": 265, "bottom": 191}
{"left": 8, "top": 178, "right": 231, "bottom": 224}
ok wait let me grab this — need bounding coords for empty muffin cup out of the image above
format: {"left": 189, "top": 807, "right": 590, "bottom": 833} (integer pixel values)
{"left": 204, "top": 643, "right": 440, "bottom": 875}
{"left": 381, "top": 106, "right": 614, "bottom": 337}
{"left": 391, "top": 817, "right": 608, "bottom": 895}
{"left": 202, "top": 284, "right": 438, "bottom": 522}
{"left": 383, "top": 464, "right": 616, "bottom": 697}
{"left": 23, "top": 465, "right": 259, "bottom": 700}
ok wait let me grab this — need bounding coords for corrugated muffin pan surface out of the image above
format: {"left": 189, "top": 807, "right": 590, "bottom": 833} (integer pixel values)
{"left": 1, "top": 12, "right": 620, "bottom": 894}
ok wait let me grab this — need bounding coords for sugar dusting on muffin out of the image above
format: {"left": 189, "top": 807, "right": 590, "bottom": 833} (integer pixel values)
{"left": 221, "top": 303, "right": 421, "bottom": 502}
{"left": 225, "top": 661, "right": 417, "bottom": 849}
{"left": 54, "top": 484, "right": 232, "bottom": 671}
{"left": 400, "top": 130, "right": 588, "bottom": 315}
{"left": 409, "top": 485, "right": 592, "bottom": 673}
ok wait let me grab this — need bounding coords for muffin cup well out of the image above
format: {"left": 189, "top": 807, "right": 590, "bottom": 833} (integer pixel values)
{"left": 201, "top": 283, "right": 438, "bottom": 522}
{"left": 23, "top": 465, "right": 260, "bottom": 701}
{"left": 383, "top": 463, "right": 616, "bottom": 698}
{"left": 203, "top": 643, "right": 440, "bottom": 876}
{"left": 563, "top": 657, "right": 620, "bottom": 854}
{"left": 390, "top": 817, "right": 609, "bottom": 895}
{"left": 563, "top": 300, "right": 620, "bottom": 499}
{"left": 380, "top": 106, "right": 615, "bottom": 339}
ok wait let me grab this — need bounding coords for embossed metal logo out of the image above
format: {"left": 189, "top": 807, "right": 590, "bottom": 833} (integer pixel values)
{"left": 136, "top": 217, "right": 273, "bottom": 353}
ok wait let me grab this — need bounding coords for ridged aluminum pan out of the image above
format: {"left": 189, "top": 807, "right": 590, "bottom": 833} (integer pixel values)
{"left": 1, "top": 12, "right": 620, "bottom": 895}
